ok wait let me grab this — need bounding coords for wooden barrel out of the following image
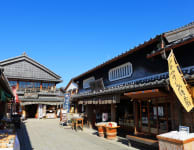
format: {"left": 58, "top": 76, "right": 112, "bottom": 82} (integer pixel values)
{"left": 97, "top": 126, "right": 105, "bottom": 137}
{"left": 105, "top": 127, "right": 119, "bottom": 140}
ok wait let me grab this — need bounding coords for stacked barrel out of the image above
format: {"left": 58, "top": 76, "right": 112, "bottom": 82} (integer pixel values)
{"left": 96, "top": 122, "right": 119, "bottom": 140}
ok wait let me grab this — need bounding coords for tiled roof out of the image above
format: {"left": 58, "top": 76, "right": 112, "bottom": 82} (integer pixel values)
{"left": 0, "top": 53, "right": 62, "bottom": 82}
{"left": 72, "top": 65, "right": 194, "bottom": 99}
{"left": 147, "top": 34, "right": 194, "bottom": 58}
{"left": 165, "top": 21, "right": 194, "bottom": 35}
{"left": 72, "top": 36, "right": 160, "bottom": 81}
{"left": 71, "top": 22, "right": 194, "bottom": 82}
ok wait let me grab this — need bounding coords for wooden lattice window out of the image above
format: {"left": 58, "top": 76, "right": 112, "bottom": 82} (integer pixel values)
{"left": 109, "top": 62, "right": 133, "bottom": 81}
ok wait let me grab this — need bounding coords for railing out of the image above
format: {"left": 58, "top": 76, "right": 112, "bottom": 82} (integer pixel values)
{"left": 17, "top": 88, "right": 57, "bottom": 93}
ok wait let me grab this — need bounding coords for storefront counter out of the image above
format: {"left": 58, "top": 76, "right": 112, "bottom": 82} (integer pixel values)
{"left": 157, "top": 131, "right": 194, "bottom": 150}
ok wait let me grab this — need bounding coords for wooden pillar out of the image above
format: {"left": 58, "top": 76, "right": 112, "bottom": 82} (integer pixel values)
{"left": 133, "top": 101, "right": 138, "bottom": 135}
{"left": 75, "top": 102, "right": 78, "bottom": 113}
{"left": 140, "top": 101, "right": 142, "bottom": 131}
{"left": 111, "top": 104, "right": 116, "bottom": 122}
{"left": 86, "top": 105, "right": 93, "bottom": 128}
{"left": 156, "top": 103, "right": 159, "bottom": 134}
{"left": 166, "top": 103, "right": 169, "bottom": 132}
{"left": 170, "top": 94, "right": 175, "bottom": 130}
{"left": 147, "top": 101, "right": 150, "bottom": 133}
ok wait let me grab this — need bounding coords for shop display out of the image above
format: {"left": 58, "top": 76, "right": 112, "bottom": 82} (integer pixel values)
{"left": 46, "top": 113, "right": 56, "bottom": 119}
{"left": 0, "top": 131, "right": 20, "bottom": 150}
{"left": 46, "top": 106, "right": 57, "bottom": 119}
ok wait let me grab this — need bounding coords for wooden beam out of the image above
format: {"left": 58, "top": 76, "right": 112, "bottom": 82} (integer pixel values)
{"left": 124, "top": 89, "right": 168, "bottom": 99}
{"left": 147, "top": 38, "right": 194, "bottom": 59}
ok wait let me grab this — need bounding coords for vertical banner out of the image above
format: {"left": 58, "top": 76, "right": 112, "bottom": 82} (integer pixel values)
{"left": 64, "top": 93, "right": 70, "bottom": 113}
{"left": 168, "top": 50, "right": 193, "bottom": 112}
{"left": 38, "top": 104, "right": 43, "bottom": 118}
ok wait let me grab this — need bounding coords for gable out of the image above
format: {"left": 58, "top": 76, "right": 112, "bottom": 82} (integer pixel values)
{"left": 2, "top": 60, "right": 59, "bottom": 81}
{"left": 66, "top": 82, "right": 78, "bottom": 92}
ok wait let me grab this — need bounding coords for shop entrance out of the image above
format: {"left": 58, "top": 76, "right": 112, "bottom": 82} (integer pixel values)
{"left": 25, "top": 104, "right": 38, "bottom": 118}
{"left": 46, "top": 105, "right": 57, "bottom": 119}
{"left": 125, "top": 89, "right": 171, "bottom": 135}
{"left": 137, "top": 99, "right": 171, "bottom": 135}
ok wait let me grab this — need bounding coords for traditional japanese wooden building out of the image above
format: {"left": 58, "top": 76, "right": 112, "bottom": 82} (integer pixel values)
{"left": 0, "top": 67, "right": 14, "bottom": 118}
{"left": 0, "top": 53, "right": 63, "bottom": 119}
{"left": 69, "top": 22, "right": 194, "bottom": 139}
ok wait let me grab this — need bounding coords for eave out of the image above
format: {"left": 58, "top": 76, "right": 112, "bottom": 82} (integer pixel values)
{"left": 72, "top": 65, "right": 194, "bottom": 100}
{"left": 147, "top": 35, "right": 194, "bottom": 59}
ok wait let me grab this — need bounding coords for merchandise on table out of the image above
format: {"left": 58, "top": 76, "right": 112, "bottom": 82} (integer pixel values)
{"left": 157, "top": 131, "right": 194, "bottom": 150}
{"left": 0, "top": 130, "right": 19, "bottom": 149}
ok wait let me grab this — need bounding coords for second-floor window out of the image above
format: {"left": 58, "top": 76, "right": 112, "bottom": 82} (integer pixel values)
{"left": 108, "top": 62, "right": 133, "bottom": 81}
{"left": 9, "top": 81, "right": 17, "bottom": 87}
{"left": 19, "top": 81, "right": 40, "bottom": 89}
{"left": 42, "top": 82, "right": 55, "bottom": 91}
{"left": 83, "top": 77, "right": 95, "bottom": 89}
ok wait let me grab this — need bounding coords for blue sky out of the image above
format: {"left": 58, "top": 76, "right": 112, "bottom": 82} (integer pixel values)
{"left": 0, "top": 0, "right": 193, "bottom": 87}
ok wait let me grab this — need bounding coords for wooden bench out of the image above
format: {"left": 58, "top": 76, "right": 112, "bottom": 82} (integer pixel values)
{"left": 126, "top": 135, "right": 158, "bottom": 149}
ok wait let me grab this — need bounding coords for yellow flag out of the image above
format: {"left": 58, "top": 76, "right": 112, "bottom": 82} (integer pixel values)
{"left": 168, "top": 50, "right": 193, "bottom": 112}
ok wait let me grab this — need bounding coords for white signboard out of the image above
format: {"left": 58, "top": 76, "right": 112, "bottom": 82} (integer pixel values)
{"left": 179, "top": 126, "right": 190, "bottom": 133}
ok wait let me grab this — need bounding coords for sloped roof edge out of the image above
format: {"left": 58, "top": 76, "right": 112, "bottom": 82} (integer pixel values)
{"left": 64, "top": 79, "right": 73, "bottom": 91}
{"left": 72, "top": 35, "right": 160, "bottom": 81}
{"left": 72, "top": 22, "right": 194, "bottom": 82}
{"left": 165, "top": 21, "right": 194, "bottom": 36}
{"left": 0, "top": 54, "right": 61, "bottom": 80}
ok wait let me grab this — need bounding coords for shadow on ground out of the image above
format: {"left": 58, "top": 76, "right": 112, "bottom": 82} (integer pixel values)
{"left": 16, "top": 122, "right": 33, "bottom": 150}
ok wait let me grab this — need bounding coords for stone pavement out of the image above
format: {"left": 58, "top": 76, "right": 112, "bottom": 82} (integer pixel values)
{"left": 17, "top": 119, "right": 138, "bottom": 150}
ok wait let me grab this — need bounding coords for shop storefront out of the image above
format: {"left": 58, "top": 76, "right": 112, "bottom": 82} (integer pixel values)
{"left": 77, "top": 95, "right": 120, "bottom": 128}
{"left": 116, "top": 96, "right": 134, "bottom": 131}
{"left": 20, "top": 102, "right": 63, "bottom": 119}
{"left": 125, "top": 89, "right": 171, "bottom": 135}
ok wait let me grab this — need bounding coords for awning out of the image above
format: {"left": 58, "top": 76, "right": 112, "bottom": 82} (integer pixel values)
{"left": 78, "top": 95, "right": 120, "bottom": 105}
{"left": 124, "top": 89, "right": 168, "bottom": 99}
{"left": 0, "top": 90, "right": 12, "bottom": 102}
{"left": 20, "top": 101, "right": 63, "bottom": 106}
{"left": 1, "top": 90, "right": 7, "bottom": 102}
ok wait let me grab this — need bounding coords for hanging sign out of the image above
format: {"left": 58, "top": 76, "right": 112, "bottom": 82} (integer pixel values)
{"left": 168, "top": 50, "right": 193, "bottom": 112}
